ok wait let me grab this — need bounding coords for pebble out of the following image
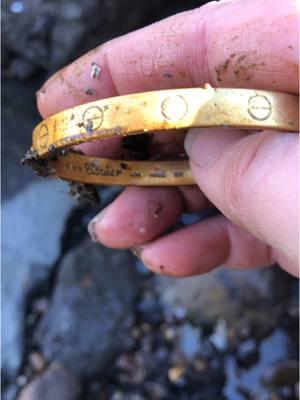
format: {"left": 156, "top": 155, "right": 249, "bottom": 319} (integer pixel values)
{"left": 130, "top": 327, "right": 141, "bottom": 339}
{"left": 164, "top": 327, "right": 177, "bottom": 341}
{"left": 179, "top": 323, "right": 201, "bottom": 360}
{"left": 9, "top": 1, "right": 24, "bottom": 13}
{"left": 168, "top": 365, "right": 186, "bottom": 384}
{"left": 112, "top": 392, "right": 123, "bottom": 400}
{"left": 145, "top": 382, "right": 167, "bottom": 399}
{"left": 210, "top": 320, "right": 228, "bottom": 352}
{"left": 172, "top": 306, "right": 187, "bottom": 321}
{"left": 28, "top": 352, "right": 46, "bottom": 373}
{"left": 16, "top": 375, "right": 27, "bottom": 387}
{"left": 17, "top": 363, "right": 81, "bottom": 400}
{"left": 194, "top": 357, "right": 207, "bottom": 372}
{"left": 263, "top": 359, "right": 299, "bottom": 387}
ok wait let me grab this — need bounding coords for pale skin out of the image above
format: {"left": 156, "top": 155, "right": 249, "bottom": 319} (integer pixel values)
{"left": 37, "top": 0, "right": 299, "bottom": 277}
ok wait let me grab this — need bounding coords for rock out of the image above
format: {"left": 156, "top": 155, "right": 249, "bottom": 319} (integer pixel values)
{"left": 2, "top": 0, "right": 161, "bottom": 78}
{"left": 224, "top": 330, "right": 295, "bottom": 399}
{"left": 17, "top": 363, "right": 81, "bottom": 400}
{"left": 1, "top": 181, "right": 74, "bottom": 380}
{"left": 263, "top": 359, "right": 299, "bottom": 387}
{"left": 168, "top": 365, "right": 186, "bottom": 385}
{"left": 36, "top": 239, "right": 138, "bottom": 379}
{"left": 2, "top": 79, "right": 40, "bottom": 200}
{"left": 28, "top": 352, "right": 47, "bottom": 373}
{"left": 155, "top": 266, "right": 292, "bottom": 338}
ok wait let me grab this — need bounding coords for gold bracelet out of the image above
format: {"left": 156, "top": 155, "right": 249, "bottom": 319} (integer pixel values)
{"left": 28, "top": 86, "right": 298, "bottom": 186}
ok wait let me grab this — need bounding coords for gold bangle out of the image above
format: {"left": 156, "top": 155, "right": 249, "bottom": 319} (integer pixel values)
{"left": 28, "top": 86, "right": 298, "bottom": 186}
{"left": 54, "top": 152, "right": 195, "bottom": 186}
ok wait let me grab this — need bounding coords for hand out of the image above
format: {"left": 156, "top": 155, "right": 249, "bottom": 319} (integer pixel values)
{"left": 37, "top": 0, "right": 299, "bottom": 277}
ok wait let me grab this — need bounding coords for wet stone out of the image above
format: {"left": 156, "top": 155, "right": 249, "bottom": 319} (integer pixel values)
{"left": 155, "top": 266, "right": 292, "bottom": 340}
{"left": 178, "top": 323, "right": 202, "bottom": 360}
{"left": 36, "top": 239, "right": 138, "bottom": 379}
{"left": 1, "top": 181, "right": 74, "bottom": 380}
{"left": 224, "top": 330, "right": 296, "bottom": 400}
{"left": 17, "top": 363, "right": 81, "bottom": 400}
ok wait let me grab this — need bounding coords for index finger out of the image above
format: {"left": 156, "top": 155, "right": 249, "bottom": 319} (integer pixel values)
{"left": 37, "top": 0, "right": 299, "bottom": 118}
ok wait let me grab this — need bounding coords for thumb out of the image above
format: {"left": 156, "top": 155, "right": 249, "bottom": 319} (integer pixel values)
{"left": 184, "top": 129, "right": 299, "bottom": 268}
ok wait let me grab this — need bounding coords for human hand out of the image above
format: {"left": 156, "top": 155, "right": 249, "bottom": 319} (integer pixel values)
{"left": 37, "top": 0, "right": 299, "bottom": 277}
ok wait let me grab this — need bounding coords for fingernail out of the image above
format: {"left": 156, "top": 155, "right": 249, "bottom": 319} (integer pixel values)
{"left": 87, "top": 207, "right": 108, "bottom": 243}
{"left": 184, "top": 130, "right": 196, "bottom": 157}
{"left": 184, "top": 130, "right": 223, "bottom": 167}
{"left": 185, "top": 128, "right": 241, "bottom": 168}
{"left": 131, "top": 246, "right": 144, "bottom": 259}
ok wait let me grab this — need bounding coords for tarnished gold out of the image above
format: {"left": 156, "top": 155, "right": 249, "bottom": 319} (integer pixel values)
{"left": 30, "top": 86, "right": 299, "bottom": 186}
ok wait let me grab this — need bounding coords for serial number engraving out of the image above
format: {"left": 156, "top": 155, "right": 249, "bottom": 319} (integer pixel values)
{"left": 150, "top": 170, "right": 167, "bottom": 178}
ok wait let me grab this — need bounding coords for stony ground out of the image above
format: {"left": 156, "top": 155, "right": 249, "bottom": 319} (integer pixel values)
{"left": 2, "top": 1, "right": 299, "bottom": 399}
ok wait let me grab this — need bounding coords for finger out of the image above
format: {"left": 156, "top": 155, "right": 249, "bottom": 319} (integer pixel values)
{"left": 37, "top": 0, "right": 298, "bottom": 118}
{"left": 88, "top": 185, "right": 209, "bottom": 248}
{"left": 134, "top": 215, "right": 278, "bottom": 277}
{"left": 178, "top": 185, "right": 211, "bottom": 213}
{"left": 88, "top": 187, "right": 184, "bottom": 248}
{"left": 77, "top": 137, "right": 122, "bottom": 158}
{"left": 184, "top": 128, "right": 299, "bottom": 275}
